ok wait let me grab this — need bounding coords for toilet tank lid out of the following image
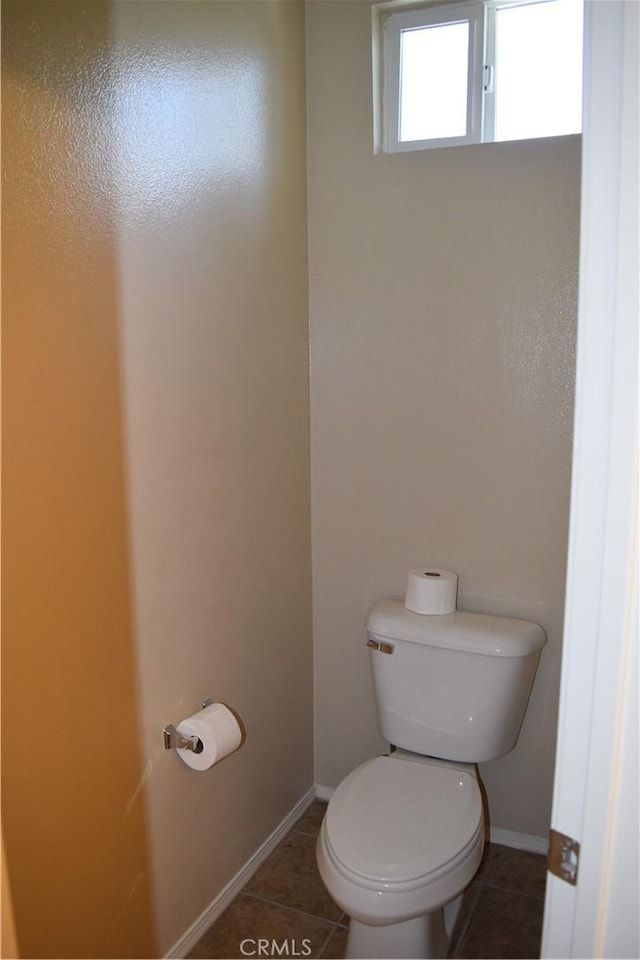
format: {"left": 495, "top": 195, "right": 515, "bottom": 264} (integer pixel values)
{"left": 367, "top": 600, "right": 547, "bottom": 657}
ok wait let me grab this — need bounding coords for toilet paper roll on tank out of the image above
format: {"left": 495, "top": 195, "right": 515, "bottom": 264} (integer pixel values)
{"left": 404, "top": 568, "right": 458, "bottom": 615}
{"left": 176, "top": 702, "right": 243, "bottom": 771}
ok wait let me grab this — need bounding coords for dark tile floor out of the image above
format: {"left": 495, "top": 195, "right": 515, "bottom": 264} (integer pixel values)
{"left": 188, "top": 801, "right": 547, "bottom": 960}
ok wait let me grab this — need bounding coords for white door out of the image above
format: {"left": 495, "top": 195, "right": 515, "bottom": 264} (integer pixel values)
{"left": 541, "top": 2, "right": 639, "bottom": 958}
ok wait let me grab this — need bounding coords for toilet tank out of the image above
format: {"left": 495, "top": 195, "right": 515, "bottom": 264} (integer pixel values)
{"left": 366, "top": 600, "right": 546, "bottom": 763}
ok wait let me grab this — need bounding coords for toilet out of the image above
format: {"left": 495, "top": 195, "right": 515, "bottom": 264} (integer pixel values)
{"left": 316, "top": 599, "right": 546, "bottom": 959}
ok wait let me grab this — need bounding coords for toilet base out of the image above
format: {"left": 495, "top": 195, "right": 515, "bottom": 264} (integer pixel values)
{"left": 345, "top": 895, "right": 463, "bottom": 960}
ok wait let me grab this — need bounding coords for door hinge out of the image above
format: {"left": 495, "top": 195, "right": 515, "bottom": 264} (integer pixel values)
{"left": 548, "top": 828, "right": 580, "bottom": 886}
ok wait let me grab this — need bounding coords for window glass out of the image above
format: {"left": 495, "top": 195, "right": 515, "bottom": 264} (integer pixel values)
{"left": 399, "top": 21, "right": 470, "bottom": 142}
{"left": 494, "top": 0, "right": 584, "bottom": 142}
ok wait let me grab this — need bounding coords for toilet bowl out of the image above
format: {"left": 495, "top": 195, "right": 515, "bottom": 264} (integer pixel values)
{"left": 316, "top": 753, "right": 484, "bottom": 959}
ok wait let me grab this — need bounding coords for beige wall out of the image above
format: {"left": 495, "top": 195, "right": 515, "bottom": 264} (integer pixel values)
{"left": 2, "top": 1, "right": 312, "bottom": 956}
{"left": 112, "top": 1, "right": 312, "bottom": 952}
{"left": 306, "top": 0, "right": 580, "bottom": 839}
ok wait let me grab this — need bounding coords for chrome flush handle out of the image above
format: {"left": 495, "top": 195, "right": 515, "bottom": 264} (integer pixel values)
{"left": 366, "top": 638, "right": 395, "bottom": 655}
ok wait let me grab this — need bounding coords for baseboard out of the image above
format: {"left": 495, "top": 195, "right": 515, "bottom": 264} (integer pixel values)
{"left": 165, "top": 785, "right": 316, "bottom": 959}
{"left": 489, "top": 827, "right": 549, "bottom": 855}
{"left": 315, "top": 784, "right": 547, "bottom": 855}
{"left": 314, "top": 783, "right": 334, "bottom": 802}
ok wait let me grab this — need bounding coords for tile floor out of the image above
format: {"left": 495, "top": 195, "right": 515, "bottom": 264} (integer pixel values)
{"left": 188, "top": 801, "right": 547, "bottom": 960}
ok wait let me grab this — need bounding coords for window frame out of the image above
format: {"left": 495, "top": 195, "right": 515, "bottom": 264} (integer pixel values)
{"left": 379, "top": 0, "right": 582, "bottom": 154}
{"left": 382, "top": 1, "right": 485, "bottom": 153}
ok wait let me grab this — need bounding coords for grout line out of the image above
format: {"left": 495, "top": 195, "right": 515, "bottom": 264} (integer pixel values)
{"left": 451, "top": 842, "right": 546, "bottom": 958}
{"left": 448, "top": 883, "right": 482, "bottom": 959}
{"left": 478, "top": 841, "right": 496, "bottom": 878}
{"left": 291, "top": 804, "right": 327, "bottom": 838}
{"left": 314, "top": 923, "right": 340, "bottom": 960}
{"left": 480, "top": 880, "right": 547, "bottom": 901}
{"left": 475, "top": 843, "right": 546, "bottom": 899}
{"left": 242, "top": 891, "right": 342, "bottom": 927}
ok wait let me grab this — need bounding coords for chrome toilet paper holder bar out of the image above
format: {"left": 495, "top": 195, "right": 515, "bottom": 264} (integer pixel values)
{"left": 163, "top": 698, "right": 214, "bottom": 753}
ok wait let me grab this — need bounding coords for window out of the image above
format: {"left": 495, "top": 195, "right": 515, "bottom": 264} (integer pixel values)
{"left": 376, "top": 0, "right": 584, "bottom": 153}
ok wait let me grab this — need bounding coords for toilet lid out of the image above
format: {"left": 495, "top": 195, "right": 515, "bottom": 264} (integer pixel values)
{"left": 325, "top": 756, "right": 482, "bottom": 885}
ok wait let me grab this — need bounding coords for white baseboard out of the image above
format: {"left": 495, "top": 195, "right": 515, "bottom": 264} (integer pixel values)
{"left": 165, "top": 786, "right": 316, "bottom": 959}
{"left": 314, "top": 783, "right": 334, "bottom": 802}
{"left": 315, "top": 783, "right": 547, "bottom": 855}
{"left": 489, "top": 827, "right": 548, "bottom": 856}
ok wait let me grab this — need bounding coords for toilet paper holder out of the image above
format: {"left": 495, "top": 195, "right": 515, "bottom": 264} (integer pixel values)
{"left": 163, "top": 699, "right": 214, "bottom": 754}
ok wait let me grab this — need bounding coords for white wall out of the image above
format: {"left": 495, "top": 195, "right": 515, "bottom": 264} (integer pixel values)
{"left": 307, "top": 0, "right": 581, "bottom": 840}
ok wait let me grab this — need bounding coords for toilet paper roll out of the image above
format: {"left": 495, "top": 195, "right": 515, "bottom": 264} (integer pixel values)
{"left": 404, "top": 568, "right": 458, "bottom": 615}
{"left": 176, "top": 702, "right": 243, "bottom": 771}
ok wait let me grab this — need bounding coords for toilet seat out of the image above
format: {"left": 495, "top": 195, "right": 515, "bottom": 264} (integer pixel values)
{"left": 324, "top": 755, "right": 483, "bottom": 888}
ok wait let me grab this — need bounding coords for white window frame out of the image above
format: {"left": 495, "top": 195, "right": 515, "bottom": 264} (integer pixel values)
{"left": 382, "top": 1, "right": 485, "bottom": 152}
{"left": 482, "top": 0, "right": 498, "bottom": 141}
{"left": 378, "top": 0, "right": 581, "bottom": 153}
